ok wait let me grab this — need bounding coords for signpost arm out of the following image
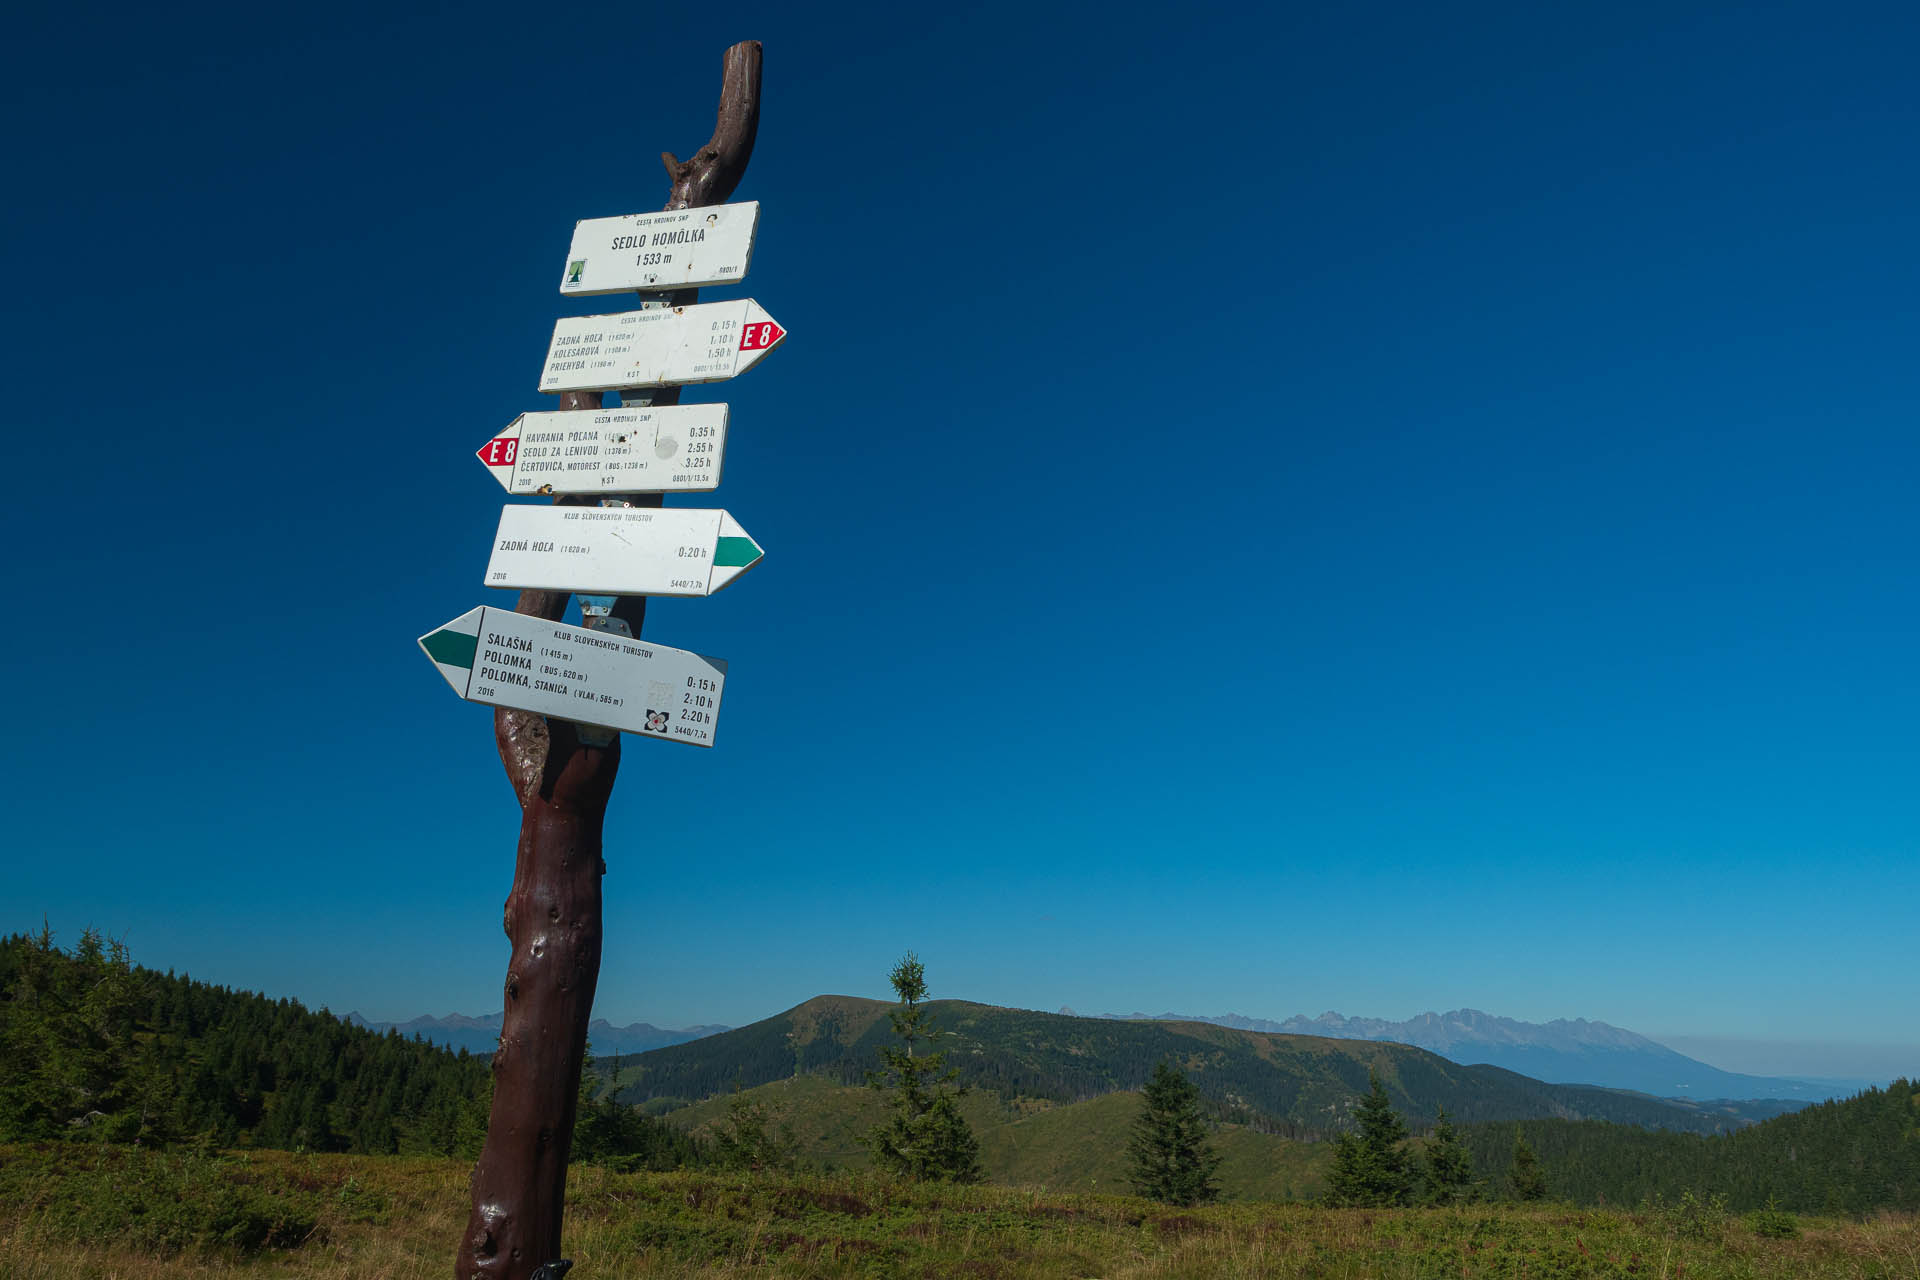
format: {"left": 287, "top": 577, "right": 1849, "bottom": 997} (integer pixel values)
{"left": 457, "top": 40, "right": 762, "bottom": 1280}
{"left": 605, "top": 36, "right": 760, "bottom": 634}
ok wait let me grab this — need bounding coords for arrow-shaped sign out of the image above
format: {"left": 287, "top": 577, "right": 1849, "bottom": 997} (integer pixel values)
{"left": 485, "top": 505, "right": 763, "bottom": 598}
{"left": 559, "top": 201, "right": 758, "bottom": 296}
{"left": 476, "top": 405, "right": 728, "bottom": 495}
{"left": 538, "top": 299, "right": 786, "bottom": 394}
{"left": 419, "top": 606, "right": 726, "bottom": 746}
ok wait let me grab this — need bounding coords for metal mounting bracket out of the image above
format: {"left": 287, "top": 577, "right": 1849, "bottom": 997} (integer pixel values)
{"left": 569, "top": 612, "right": 632, "bottom": 747}
{"left": 620, "top": 290, "right": 678, "bottom": 408}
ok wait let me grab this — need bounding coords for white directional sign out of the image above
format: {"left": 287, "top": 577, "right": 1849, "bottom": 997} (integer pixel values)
{"left": 485, "top": 505, "right": 763, "bottom": 598}
{"left": 539, "top": 299, "right": 786, "bottom": 394}
{"left": 559, "top": 201, "right": 759, "bottom": 296}
{"left": 476, "top": 405, "right": 728, "bottom": 495}
{"left": 419, "top": 606, "right": 726, "bottom": 746}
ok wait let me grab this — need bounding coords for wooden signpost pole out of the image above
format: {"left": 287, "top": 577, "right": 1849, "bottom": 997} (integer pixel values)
{"left": 456, "top": 40, "right": 762, "bottom": 1280}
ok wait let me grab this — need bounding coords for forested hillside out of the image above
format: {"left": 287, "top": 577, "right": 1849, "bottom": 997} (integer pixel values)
{"left": 1462, "top": 1080, "right": 1920, "bottom": 1214}
{"left": 0, "top": 930, "right": 489, "bottom": 1155}
{"left": 610, "top": 996, "right": 1746, "bottom": 1135}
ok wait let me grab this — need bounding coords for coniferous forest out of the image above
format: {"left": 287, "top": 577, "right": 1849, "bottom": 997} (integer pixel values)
{"left": 0, "top": 929, "right": 491, "bottom": 1156}
{"left": 1458, "top": 1082, "right": 1920, "bottom": 1215}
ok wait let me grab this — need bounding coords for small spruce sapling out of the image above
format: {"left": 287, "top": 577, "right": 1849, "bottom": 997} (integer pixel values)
{"left": 864, "top": 953, "right": 982, "bottom": 1183}
{"left": 710, "top": 1075, "right": 798, "bottom": 1173}
{"left": 1421, "top": 1106, "right": 1479, "bottom": 1205}
{"left": 1508, "top": 1129, "right": 1548, "bottom": 1202}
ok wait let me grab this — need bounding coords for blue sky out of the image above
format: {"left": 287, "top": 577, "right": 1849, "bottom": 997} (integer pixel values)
{"left": 4, "top": 1, "right": 1915, "bottom": 1081}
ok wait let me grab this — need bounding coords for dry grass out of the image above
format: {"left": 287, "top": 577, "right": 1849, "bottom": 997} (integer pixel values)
{"left": 1, "top": 1146, "right": 1916, "bottom": 1279}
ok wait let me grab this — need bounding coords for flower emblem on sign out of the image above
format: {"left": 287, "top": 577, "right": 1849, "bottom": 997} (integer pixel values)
{"left": 645, "top": 710, "right": 669, "bottom": 733}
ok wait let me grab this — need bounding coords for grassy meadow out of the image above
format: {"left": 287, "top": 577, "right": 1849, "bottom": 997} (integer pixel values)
{"left": 4, "top": 1143, "right": 1918, "bottom": 1279}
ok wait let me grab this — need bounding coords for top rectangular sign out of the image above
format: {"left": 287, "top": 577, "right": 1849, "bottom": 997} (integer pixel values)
{"left": 560, "top": 201, "right": 759, "bottom": 296}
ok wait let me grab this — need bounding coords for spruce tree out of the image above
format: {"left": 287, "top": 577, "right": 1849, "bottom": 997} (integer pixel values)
{"left": 1323, "top": 1070, "right": 1414, "bottom": 1206}
{"left": 0, "top": 926, "right": 77, "bottom": 1138}
{"left": 710, "top": 1077, "right": 799, "bottom": 1173}
{"left": 865, "top": 954, "right": 982, "bottom": 1183}
{"left": 1421, "top": 1106, "right": 1478, "bottom": 1205}
{"left": 1126, "top": 1060, "right": 1222, "bottom": 1205}
{"left": 1508, "top": 1129, "right": 1548, "bottom": 1201}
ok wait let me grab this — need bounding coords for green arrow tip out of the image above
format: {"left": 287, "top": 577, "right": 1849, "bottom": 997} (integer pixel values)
{"left": 715, "top": 536, "right": 762, "bottom": 569}
{"left": 421, "top": 628, "right": 478, "bottom": 670}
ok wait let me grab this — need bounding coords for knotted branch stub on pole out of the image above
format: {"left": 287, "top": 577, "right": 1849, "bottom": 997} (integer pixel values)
{"left": 662, "top": 40, "right": 762, "bottom": 212}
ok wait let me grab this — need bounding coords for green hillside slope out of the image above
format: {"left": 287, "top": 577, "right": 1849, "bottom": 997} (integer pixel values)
{"left": 666, "top": 1075, "right": 1332, "bottom": 1200}
{"left": 977, "top": 1091, "right": 1331, "bottom": 1201}
{"left": 611, "top": 996, "right": 1743, "bottom": 1136}
{"left": 656, "top": 1064, "right": 1920, "bottom": 1213}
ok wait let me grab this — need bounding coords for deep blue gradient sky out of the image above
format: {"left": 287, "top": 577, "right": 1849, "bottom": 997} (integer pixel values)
{"left": 5, "top": 2, "right": 1915, "bottom": 1080}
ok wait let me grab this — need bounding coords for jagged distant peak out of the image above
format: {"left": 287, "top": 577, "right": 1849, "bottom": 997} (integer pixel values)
{"left": 1092, "top": 1005, "right": 1666, "bottom": 1054}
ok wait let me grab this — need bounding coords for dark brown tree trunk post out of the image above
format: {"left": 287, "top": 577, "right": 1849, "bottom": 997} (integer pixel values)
{"left": 456, "top": 40, "right": 762, "bottom": 1280}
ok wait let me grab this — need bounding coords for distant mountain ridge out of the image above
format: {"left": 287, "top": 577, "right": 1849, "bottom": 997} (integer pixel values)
{"left": 1068, "top": 1007, "right": 1863, "bottom": 1102}
{"left": 612, "top": 995, "right": 1760, "bottom": 1136}
{"left": 345, "top": 1011, "right": 727, "bottom": 1057}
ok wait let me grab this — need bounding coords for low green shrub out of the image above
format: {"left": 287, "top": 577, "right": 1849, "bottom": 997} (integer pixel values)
{"left": 0, "top": 1144, "right": 324, "bottom": 1256}
{"left": 1747, "top": 1197, "right": 1801, "bottom": 1239}
{"left": 1648, "top": 1188, "right": 1730, "bottom": 1241}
